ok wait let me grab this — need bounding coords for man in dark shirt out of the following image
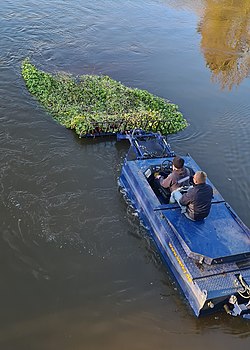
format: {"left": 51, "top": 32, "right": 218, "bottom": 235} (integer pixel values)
{"left": 177, "top": 171, "right": 213, "bottom": 221}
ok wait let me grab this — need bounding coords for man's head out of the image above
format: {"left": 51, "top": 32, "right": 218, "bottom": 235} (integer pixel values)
{"left": 193, "top": 171, "right": 207, "bottom": 184}
{"left": 172, "top": 156, "right": 184, "bottom": 170}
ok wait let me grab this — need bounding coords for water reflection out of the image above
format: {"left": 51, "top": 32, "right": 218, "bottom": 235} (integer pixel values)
{"left": 198, "top": 0, "right": 250, "bottom": 90}
{"left": 163, "top": 0, "right": 250, "bottom": 89}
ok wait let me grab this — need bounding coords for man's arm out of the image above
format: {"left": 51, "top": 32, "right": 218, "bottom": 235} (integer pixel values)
{"left": 179, "top": 188, "right": 194, "bottom": 206}
{"left": 160, "top": 173, "right": 173, "bottom": 189}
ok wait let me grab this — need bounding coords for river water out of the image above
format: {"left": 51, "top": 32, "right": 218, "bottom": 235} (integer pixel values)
{"left": 0, "top": 0, "right": 250, "bottom": 349}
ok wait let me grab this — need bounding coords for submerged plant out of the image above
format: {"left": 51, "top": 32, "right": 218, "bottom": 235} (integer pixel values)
{"left": 21, "top": 59, "right": 187, "bottom": 136}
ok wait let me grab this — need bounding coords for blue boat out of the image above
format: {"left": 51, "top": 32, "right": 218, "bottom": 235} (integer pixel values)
{"left": 118, "top": 130, "right": 250, "bottom": 319}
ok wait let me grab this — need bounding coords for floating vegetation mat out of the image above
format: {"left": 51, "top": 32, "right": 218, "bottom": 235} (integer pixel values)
{"left": 21, "top": 59, "right": 188, "bottom": 137}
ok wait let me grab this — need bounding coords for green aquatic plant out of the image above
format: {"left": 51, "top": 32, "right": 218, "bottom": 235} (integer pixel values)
{"left": 21, "top": 59, "right": 188, "bottom": 136}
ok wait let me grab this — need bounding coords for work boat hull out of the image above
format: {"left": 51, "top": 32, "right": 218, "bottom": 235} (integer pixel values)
{"left": 118, "top": 131, "right": 250, "bottom": 318}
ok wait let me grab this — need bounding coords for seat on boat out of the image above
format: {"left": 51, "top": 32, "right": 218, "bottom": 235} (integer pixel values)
{"left": 161, "top": 202, "right": 250, "bottom": 265}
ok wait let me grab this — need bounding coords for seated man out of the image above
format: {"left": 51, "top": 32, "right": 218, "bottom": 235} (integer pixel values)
{"left": 156, "top": 156, "right": 191, "bottom": 203}
{"left": 174, "top": 171, "right": 213, "bottom": 221}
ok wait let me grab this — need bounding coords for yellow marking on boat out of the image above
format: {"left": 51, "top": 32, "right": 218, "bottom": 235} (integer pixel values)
{"left": 169, "top": 242, "right": 192, "bottom": 283}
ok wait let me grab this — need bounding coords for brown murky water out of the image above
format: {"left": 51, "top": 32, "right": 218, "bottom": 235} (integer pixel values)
{"left": 0, "top": 0, "right": 250, "bottom": 349}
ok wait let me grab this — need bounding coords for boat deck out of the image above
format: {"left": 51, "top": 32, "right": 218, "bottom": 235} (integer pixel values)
{"left": 160, "top": 202, "right": 250, "bottom": 265}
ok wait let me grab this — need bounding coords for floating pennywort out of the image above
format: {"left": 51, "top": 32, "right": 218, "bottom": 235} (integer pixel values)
{"left": 21, "top": 59, "right": 188, "bottom": 136}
